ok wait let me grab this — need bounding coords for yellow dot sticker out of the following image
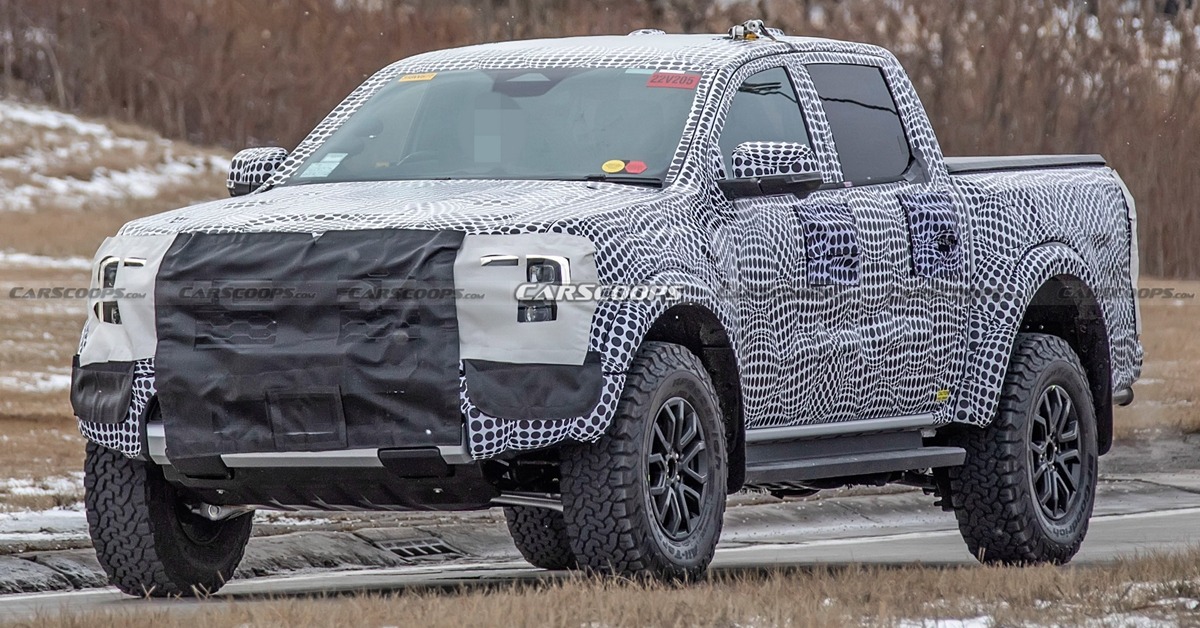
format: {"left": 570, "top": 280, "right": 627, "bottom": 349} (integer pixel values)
{"left": 399, "top": 72, "right": 437, "bottom": 82}
{"left": 935, "top": 389, "right": 951, "bottom": 403}
{"left": 602, "top": 159, "right": 626, "bottom": 174}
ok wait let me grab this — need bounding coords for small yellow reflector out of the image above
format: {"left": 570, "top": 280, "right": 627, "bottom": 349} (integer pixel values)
{"left": 602, "top": 159, "right": 626, "bottom": 173}
{"left": 399, "top": 72, "right": 437, "bottom": 82}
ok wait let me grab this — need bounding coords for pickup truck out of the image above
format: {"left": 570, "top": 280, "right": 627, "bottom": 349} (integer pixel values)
{"left": 71, "top": 21, "right": 1142, "bottom": 595}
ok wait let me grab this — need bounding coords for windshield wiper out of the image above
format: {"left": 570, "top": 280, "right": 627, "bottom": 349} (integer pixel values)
{"left": 578, "top": 175, "right": 663, "bottom": 188}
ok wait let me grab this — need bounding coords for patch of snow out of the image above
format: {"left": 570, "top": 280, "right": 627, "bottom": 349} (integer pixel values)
{"left": 0, "top": 473, "right": 83, "bottom": 497}
{"left": 1086, "top": 614, "right": 1177, "bottom": 628}
{"left": 254, "top": 512, "right": 338, "bottom": 527}
{"left": 0, "top": 371, "right": 72, "bottom": 393}
{"left": 0, "top": 506, "right": 88, "bottom": 543}
{"left": 0, "top": 100, "right": 228, "bottom": 212}
{"left": 0, "top": 104, "right": 110, "bottom": 136}
{"left": 0, "top": 251, "right": 92, "bottom": 270}
{"left": 896, "top": 617, "right": 992, "bottom": 628}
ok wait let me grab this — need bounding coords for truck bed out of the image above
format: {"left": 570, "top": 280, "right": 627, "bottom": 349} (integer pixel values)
{"left": 944, "top": 154, "right": 1106, "bottom": 175}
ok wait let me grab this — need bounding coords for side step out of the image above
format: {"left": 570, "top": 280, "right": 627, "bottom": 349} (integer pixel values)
{"left": 744, "top": 446, "right": 965, "bottom": 484}
{"left": 743, "top": 415, "right": 965, "bottom": 486}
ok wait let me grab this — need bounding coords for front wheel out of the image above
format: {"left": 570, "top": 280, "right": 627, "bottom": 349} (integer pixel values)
{"left": 84, "top": 442, "right": 253, "bottom": 596}
{"left": 560, "top": 341, "right": 727, "bottom": 580}
{"left": 947, "top": 333, "right": 1098, "bottom": 565}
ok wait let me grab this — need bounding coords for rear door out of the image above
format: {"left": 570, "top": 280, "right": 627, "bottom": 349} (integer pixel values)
{"left": 796, "top": 60, "right": 970, "bottom": 419}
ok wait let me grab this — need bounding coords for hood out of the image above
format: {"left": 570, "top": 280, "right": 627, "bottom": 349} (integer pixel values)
{"left": 119, "top": 179, "right": 667, "bottom": 236}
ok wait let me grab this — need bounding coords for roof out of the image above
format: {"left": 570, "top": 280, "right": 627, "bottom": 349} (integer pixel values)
{"left": 389, "top": 32, "right": 893, "bottom": 75}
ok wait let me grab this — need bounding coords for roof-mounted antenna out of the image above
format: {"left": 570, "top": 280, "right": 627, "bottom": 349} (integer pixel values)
{"left": 727, "top": 19, "right": 782, "bottom": 41}
{"left": 628, "top": 28, "right": 666, "bottom": 36}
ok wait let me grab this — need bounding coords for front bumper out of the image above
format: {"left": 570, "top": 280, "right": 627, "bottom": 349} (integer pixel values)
{"left": 144, "top": 423, "right": 506, "bottom": 511}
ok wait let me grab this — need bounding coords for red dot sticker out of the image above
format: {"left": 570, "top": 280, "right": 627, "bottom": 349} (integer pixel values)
{"left": 646, "top": 72, "right": 701, "bottom": 89}
{"left": 625, "top": 160, "right": 647, "bottom": 174}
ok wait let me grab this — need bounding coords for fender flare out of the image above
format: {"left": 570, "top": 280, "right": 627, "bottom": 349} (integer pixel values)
{"left": 945, "top": 242, "right": 1109, "bottom": 427}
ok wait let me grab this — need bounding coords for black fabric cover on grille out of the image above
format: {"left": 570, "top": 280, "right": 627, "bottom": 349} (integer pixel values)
{"left": 155, "top": 229, "right": 464, "bottom": 462}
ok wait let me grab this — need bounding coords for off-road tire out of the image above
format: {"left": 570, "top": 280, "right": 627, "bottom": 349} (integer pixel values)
{"left": 84, "top": 441, "right": 253, "bottom": 597}
{"left": 503, "top": 506, "right": 577, "bottom": 570}
{"left": 947, "top": 333, "right": 1098, "bottom": 565}
{"left": 560, "top": 341, "right": 727, "bottom": 580}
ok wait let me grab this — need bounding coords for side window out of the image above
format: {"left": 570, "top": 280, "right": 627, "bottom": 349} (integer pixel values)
{"left": 806, "top": 64, "right": 913, "bottom": 185}
{"left": 718, "top": 67, "right": 812, "bottom": 177}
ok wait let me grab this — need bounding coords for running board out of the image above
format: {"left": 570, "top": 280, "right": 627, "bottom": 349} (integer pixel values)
{"left": 744, "top": 446, "right": 965, "bottom": 484}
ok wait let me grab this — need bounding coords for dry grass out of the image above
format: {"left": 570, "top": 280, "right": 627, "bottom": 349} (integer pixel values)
{"left": 1112, "top": 278, "right": 1200, "bottom": 440}
{"left": 14, "top": 548, "right": 1200, "bottom": 627}
{"left": 0, "top": 106, "right": 228, "bottom": 503}
{"left": 0, "top": 175, "right": 225, "bottom": 259}
{"left": 0, "top": 265, "right": 90, "bottom": 508}
{"left": 0, "top": 99, "right": 229, "bottom": 256}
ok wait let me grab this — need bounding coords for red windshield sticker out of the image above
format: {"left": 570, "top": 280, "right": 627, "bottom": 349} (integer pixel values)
{"left": 646, "top": 72, "right": 701, "bottom": 90}
{"left": 624, "top": 160, "right": 648, "bottom": 174}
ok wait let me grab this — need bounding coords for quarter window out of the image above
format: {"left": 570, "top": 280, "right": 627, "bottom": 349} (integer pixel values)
{"left": 718, "top": 67, "right": 812, "bottom": 177}
{"left": 806, "top": 64, "right": 913, "bottom": 185}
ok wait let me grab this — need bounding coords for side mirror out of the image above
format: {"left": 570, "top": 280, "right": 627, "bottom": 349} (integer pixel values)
{"left": 718, "top": 141, "right": 823, "bottom": 200}
{"left": 227, "top": 147, "right": 288, "bottom": 197}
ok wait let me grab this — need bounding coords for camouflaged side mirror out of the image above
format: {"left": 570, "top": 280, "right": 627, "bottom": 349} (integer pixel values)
{"left": 227, "top": 147, "right": 288, "bottom": 197}
{"left": 730, "top": 141, "right": 819, "bottom": 179}
{"left": 719, "top": 141, "right": 823, "bottom": 200}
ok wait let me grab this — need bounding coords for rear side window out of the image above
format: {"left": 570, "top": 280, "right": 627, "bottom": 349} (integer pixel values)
{"left": 717, "top": 67, "right": 812, "bottom": 176}
{"left": 806, "top": 64, "right": 913, "bottom": 185}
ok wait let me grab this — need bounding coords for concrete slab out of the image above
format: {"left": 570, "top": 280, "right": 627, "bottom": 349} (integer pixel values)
{"left": 0, "top": 556, "right": 71, "bottom": 594}
{"left": 26, "top": 550, "right": 107, "bottom": 590}
{"left": 234, "top": 531, "right": 407, "bottom": 579}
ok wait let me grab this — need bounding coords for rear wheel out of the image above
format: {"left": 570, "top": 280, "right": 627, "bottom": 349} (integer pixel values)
{"left": 947, "top": 333, "right": 1098, "bottom": 565}
{"left": 503, "top": 506, "right": 576, "bottom": 570}
{"left": 84, "top": 441, "right": 253, "bottom": 596}
{"left": 560, "top": 341, "right": 727, "bottom": 580}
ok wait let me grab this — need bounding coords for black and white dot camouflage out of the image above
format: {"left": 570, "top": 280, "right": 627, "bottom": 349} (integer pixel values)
{"left": 227, "top": 147, "right": 287, "bottom": 195}
{"left": 730, "top": 142, "right": 820, "bottom": 179}
{"left": 77, "top": 33, "right": 1141, "bottom": 460}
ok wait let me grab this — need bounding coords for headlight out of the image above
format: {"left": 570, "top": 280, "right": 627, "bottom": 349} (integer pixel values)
{"left": 481, "top": 253, "right": 570, "bottom": 323}
{"left": 93, "top": 256, "right": 143, "bottom": 325}
{"left": 527, "top": 259, "right": 561, "bottom": 283}
{"left": 517, "top": 256, "right": 569, "bottom": 323}
{"left": 99, "top": 256, "right": 120, "bottom": 289}
{"left": 95, "top": 256, "right": 122, "bottom": 324}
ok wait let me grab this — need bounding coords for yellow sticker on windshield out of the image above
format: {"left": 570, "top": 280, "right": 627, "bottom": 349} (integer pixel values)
{"left": 602, "top": 159, "right": 626, "bottom": 174}
{"left": 399, "top": 72, "right": 437, "bottom": 82}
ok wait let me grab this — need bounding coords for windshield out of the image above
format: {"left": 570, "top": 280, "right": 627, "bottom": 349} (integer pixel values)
{"left": 282, "top": 67, "right": 703, "bottom": 186}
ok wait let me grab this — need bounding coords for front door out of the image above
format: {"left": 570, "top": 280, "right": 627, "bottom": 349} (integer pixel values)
{"left": 714, "top": 63, "right": 870, "bottom": 430}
